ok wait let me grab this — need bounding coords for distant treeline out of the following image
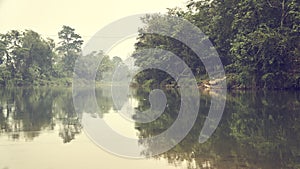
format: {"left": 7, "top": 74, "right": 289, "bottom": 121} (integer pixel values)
{"left": 0, "top": 26, "right": 123, "bottom": 86}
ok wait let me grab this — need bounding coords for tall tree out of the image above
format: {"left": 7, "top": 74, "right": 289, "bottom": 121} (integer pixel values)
{"left": 57, "top": 25, "right": 83, "bottom": 77}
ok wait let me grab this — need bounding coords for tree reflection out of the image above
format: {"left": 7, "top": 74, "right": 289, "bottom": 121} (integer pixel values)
{"left": 134, "top": 88, "right": 300, "bottom": 169}
{"left": 0, "top": 87, "right": 82, "bottom": 143}
{"left": 0, "top": 87, "right": 116, "bottom": 143}
{"left": 0, "top": 88, "right": 54, "bottom": 140}
{"left": 1, "top": 86, "right": 298, "bottom": 168}
{"left": 53, "top": 89, "right": 81, "bottom": 143}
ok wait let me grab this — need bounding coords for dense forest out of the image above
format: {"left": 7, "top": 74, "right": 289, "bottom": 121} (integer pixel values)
{"left": 133, "top": 0, "right": 300, "bottom": 89}
{"left": 0, "top": 0, "right": 299, "bottom": 89}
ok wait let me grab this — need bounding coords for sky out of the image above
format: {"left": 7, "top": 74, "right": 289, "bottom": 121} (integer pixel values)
{"left": 0, "top": 0, "right": 187, "bottom": 59}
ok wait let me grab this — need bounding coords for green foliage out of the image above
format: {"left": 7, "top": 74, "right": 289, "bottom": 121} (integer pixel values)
{"left": 57, "top": 25, "right": 83, "bottom": 77}
{"left": 0, "top": 30, "right": 57, "bottom": 86}
{"left": 133, "top": 0, "right": 300, "bottom": 89}
{"left": 1, "top": 0, "right": 299, "bottom": 89}
{"left": 0, "top": 25, "right": 124, "bottom": 87}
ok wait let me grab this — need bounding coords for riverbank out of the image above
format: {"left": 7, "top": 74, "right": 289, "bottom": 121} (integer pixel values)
{"left": 1, "top": 77, "right": 299, "bottom": 91}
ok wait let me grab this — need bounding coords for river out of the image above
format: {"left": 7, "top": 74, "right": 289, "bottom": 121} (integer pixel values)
{"left": 0, "top": 87, "right": 299, "bottom": 169}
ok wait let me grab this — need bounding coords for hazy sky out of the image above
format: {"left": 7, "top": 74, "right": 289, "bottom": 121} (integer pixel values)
{"left": 0, "top": 0, "right": 187, "bottom": 57}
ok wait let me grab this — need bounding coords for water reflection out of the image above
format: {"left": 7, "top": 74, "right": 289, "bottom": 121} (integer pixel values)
{"left": 0, "top": 87, "right": 116, "bottom": 143}
{"left": 134, "top": 88, "right": 300, "bottom": 169}
{"left": 0, "top": 87, "right": 81, "bottom": 143}
{"left": 0, "top": 87, "right": 299, "bottom": 169}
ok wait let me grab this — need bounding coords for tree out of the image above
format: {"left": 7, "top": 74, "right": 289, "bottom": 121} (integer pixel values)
{"left": 0, "top": 30, "right": 23, "bottom": 81}
{"left": 20, "top": 30, "right": 55, "bottom": 82}
{"left": 57, "top": 25, "right": 83, "bottom": 77}
{"left": 133, "top": 14, "right": 206, "bottom": 88}
{"left": 0, "top": 30, "right": 56, "bottom": 86}
{"left": 112, "top": 56, "right": 123, "bottom": 67}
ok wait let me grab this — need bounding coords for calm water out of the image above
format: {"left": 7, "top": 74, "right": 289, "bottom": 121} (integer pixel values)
{"left": 0, "top": 87, "right": 299, "bottom": 169}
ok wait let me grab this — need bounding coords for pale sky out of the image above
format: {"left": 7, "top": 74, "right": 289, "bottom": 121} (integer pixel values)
{"left": 0, "top": 0, "right": 187, "bottom": 58}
